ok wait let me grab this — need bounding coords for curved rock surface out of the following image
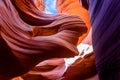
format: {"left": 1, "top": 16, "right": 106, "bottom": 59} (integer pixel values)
{"left": 0, "top": 0, "right": 87, "bottom": 79}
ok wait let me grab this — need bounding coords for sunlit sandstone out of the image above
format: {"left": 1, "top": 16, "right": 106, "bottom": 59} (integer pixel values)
{"left": 0, "top": 0, "right": 88, "bottom": 79}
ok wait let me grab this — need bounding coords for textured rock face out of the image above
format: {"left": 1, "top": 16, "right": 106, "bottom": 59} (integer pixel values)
{"left": 63, "top": 53, "right": 97, "bottom": 80}
{"left": 35, "top": 0, "right": 45, "bottom": 11}
{"left": 88, "top": 0, "right": 120, "bottom": 80}
{"left": 22, "top": 58, "right": 66, "bottom": 80}
{"left": 56, "top": 0, "right": 91, "bottom": 44}
{"left": 21, "top": 1, "right": 95, "bottom": 80}
{"left": 0, "top": 0, "right": 87, "bottom": 79}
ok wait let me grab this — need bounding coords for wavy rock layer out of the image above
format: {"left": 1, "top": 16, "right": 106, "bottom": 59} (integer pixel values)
{"left": 0, "top": 0, "right": 87, "bottom": 78}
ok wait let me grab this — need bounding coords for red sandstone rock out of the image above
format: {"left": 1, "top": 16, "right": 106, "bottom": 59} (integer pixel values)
{"left": 0, "top": 0, "right": 87, "bottom": 78}
{"left": 35, "top": 0, "right": 45, "bottom": 11}
{"left": 63, "top": 53, "right": 97, "bottom": 80}
{"left": 56, "top": 0, "right": 91, "bottom": 44}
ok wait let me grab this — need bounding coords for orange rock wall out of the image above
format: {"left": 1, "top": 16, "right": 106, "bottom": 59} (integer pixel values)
{"left": 56, "top": 0, "right": 91, "bottom": 44}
